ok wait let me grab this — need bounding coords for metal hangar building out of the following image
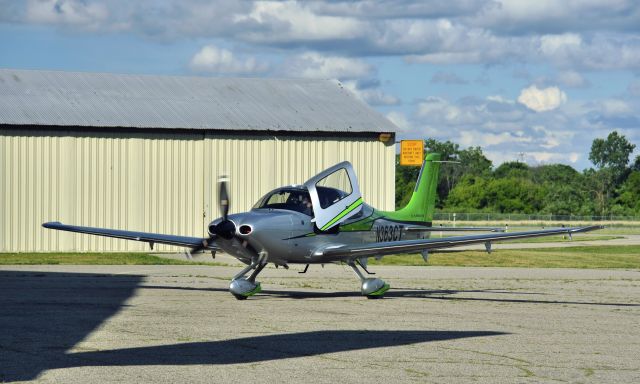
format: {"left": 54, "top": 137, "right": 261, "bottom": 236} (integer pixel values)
{"left": 0, "top": 69, "right": 397, "bottom": 252}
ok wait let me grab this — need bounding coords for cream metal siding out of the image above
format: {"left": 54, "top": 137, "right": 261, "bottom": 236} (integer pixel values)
{"left": 1, "top": 129, "right": 395, "bottom": 252}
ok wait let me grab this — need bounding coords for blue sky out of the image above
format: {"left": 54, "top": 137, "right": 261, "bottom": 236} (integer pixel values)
{"left": 1, "top": 1, "right": 639, "bottom": 170}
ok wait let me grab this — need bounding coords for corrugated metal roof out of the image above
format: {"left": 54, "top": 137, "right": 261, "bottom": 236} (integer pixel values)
{"left": 0, "top": 69, "right": 397, "bottom": 133}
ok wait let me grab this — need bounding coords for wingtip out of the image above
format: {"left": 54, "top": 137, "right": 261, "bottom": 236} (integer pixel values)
{"left": 569, "top": 225, "right": 605, "bottom": 233}
{"left": 42, "top": 221, "right": 62, "bottom": 228}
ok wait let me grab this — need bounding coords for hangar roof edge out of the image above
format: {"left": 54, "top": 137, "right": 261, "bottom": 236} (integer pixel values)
{"left": 0, "top": 68, "right": 397, "bottom": 133}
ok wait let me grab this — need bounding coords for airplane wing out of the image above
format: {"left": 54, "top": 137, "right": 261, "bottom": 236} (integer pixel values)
{"left": 405, "top": 226, "right": 504, "bottom": 232}
{"left": 42, "top": 222, "right": 218, "bottom": 250}
{"left": 318, "top": 225, "right": 603, "bottom": 261}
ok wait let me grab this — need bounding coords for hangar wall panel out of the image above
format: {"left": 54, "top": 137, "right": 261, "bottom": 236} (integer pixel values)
{"left": 1, "top": 130, "right": 394, "bottom": 252}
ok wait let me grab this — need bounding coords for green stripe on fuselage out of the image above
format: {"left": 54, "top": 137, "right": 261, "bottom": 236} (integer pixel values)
{"left": 340, "top": 210, "right": 382, "bottom": 231}
{"left": 320, "top": 197, "right": 364, "bottom": 231}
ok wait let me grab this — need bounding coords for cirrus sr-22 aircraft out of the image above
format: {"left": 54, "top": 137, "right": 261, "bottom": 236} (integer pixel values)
{"left": 44, "top": 153, "right": 602, "bottom": 299}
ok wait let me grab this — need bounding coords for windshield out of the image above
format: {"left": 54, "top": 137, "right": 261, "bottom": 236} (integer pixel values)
{"left": 253, "top": 188, "right": 314, "bottom": 216}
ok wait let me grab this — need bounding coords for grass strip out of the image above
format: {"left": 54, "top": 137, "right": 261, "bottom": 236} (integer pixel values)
{"left": 370, "top": 245, "right": 640, "bottom": 269}
{"left": 0, "top": 253, "right": 224, "bottom": 266}
{"left": 2, "top": 245, "right": 639, "bottom": 269}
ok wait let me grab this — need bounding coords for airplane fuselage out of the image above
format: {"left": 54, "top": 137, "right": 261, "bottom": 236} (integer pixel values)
{"left": 211, "top": 202, "right": 429, "bottom": 266}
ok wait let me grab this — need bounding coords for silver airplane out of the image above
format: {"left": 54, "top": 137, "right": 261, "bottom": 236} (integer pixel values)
{"left": 43, "top": 153, "right": 602, "bottom": 299}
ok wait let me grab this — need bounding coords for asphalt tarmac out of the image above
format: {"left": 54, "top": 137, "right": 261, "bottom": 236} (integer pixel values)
{"left": 1, "top": 264, "right": 638, "bottom": 383}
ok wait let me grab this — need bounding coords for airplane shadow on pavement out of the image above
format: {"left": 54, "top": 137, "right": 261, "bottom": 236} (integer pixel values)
{"left": 0, "top": 270, "right": 505, "bottom": 382}
{"left": 0, "top": 270, "right": 142, "bottom": 382}
{"left": 65, "top": 329, "right": 506, "bottom": 367}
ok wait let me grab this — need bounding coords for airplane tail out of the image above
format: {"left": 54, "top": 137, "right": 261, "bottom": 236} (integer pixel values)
{"left": 384, "top": 153, "right": 441, "bottom": 225}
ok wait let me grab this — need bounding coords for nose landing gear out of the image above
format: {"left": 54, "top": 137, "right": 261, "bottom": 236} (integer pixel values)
{"left": 229, "top": 255, "right": 268, "bottom": 300}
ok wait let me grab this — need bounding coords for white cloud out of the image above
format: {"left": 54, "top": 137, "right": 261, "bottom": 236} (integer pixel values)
{"left": 431, "top": 71, "right": 468, "bottom": 84}
{"left": 556, "top": 70, "right": 589, "bottom": 88}
{"left": 528, "top": 151, "right": 581, "bottom": 164}
{"left": 279, "top": 52, "right": 398, "bottom": 106}
{"left": 457, "top": 131, "right": 532, "bottom": 148}
{"left": 341, "top": 81, "right": 399, "bottom": 106}
{"left": 416, "top": 97, "right": 481, "bottom": 125}
{"left": 394, "top": 89, "right": 609, "bottom": 168}
{"left": 629, "top": 80, "right": 640, "bottom": 97}
{"left": 386, "top": 111, "right": 410, "bottom": 132}
{"left": 486, "top": 95, "right": 517, "bottom": 105}
{"left": 531, "top": 125, "right": 575, "bottom": 149}
{"left": 482, "top": 150, "right": 581, "bottom": 166}
{"left": 539, "top": 33, "right": 582, "bottom": 57}
{"left": 415, "top": 95, "right": 526, "bottom": 129}
{"left": 474, "top": 0, "right": 640, "bottom": 34}
{"left": 308, "top": 1, "right": 485, "bottom": 19}
{"left": 599, "top": 99, "right": 633, "bottom": 115}
{"left": 189, "top": 45, "right": 268, "bottom": 75}
{"left": 517, "top": 85, "right": 567, "bottom": 112}
{"left": 26, "top": 0, "right": 108, "bottom": 26}
{"left": 7, "top": 1, "right": 640, "bottom": 71}
{"left": 282, "top": 52, "right": 372, "bottom": 79}
{"left": 569, "top": 152, "right": 580, "bottom": 163}
{"left": 236, "top": 1, "right": 365, "bottom": 43}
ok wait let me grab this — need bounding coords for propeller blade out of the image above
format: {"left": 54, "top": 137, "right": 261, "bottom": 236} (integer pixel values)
{"left": 190, "top": 235, "right": 216, "bottom": 255}
{"left": 218, "top": 175, "right": 230, "bottom": 220}
{"left": 191, "top": 174, "right": 235, "bottom": 254}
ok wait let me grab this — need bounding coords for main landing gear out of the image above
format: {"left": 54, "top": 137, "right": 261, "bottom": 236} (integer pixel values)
{"left": 347, "top": 259, "right": 390, "bottom": 299}
{"left": 229, "top": 256, "right": 267, "bottom": 300}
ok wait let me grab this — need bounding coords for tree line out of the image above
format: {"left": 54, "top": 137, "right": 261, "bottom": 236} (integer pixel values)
{"left": 395, "top": 132, "right": 640, "bottom": 217}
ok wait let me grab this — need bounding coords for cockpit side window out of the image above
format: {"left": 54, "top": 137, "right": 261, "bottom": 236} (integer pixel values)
{"left": 316, "top": 187, "right": 347, "bottom": 209}
{"left": 315, "top": 167, "right": 353, "bottom": 209}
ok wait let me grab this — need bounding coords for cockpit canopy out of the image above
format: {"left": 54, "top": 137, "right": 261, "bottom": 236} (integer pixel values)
{"left": 252, "top": 186, "right": 348, "bottom": 216}
{"left": 253, "top": 161, "right": 362, "bottom": 230}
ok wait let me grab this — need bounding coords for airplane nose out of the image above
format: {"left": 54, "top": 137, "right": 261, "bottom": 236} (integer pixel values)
{"left": 208, "top": 219, "right": 236, "bottom": 239}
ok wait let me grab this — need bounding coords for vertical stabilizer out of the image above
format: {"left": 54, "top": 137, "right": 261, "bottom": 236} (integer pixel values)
{"left": 384, "top": 153, "right": 441, "bottom": 225}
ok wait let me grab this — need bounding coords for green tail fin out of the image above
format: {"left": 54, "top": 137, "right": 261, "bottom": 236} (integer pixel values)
{"left": 384, "top": 153, "right": 441, "bottom": 225}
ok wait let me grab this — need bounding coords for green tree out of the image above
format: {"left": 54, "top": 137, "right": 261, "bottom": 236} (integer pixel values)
{"left": 587, "top": 131, "right": 636, "bottom": 215}
{"left": 493, "top": 161, "right": 531, "bottom": 179}
{"left": 422, "top": 139, "right": 492, "bottom": 207}
{"left": 445, "top": 175, "right": 545, "bottom": 213}
{"left": 589, "top": 131, "right": 636, "bottom": 180}
{"left": 539, "top": 184, "right": 590, "bottom": 216}
{"left": 631, "top": 155, "right": 640, "bottom": 172}
{"left": 532, "top": 164, "right": 580, "bottom": 185}
{"left": 459, "top": 146, "right": 492, "bottom": 177}
{"left": 583, "top": 167, "right": 615, "bottom": 216}
{"left": 614, "top": 171, "right": 640, "bottom": 214}
{"left": 532, "top": 164, "right": 592, "bottom": 216}
{"left": 395, "top": 135, "right": 637, "bottom": 216}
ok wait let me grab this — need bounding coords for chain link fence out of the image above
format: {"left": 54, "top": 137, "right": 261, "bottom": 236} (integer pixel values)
{"left": 434, "top": 212, "right": 640, "bottom": 223}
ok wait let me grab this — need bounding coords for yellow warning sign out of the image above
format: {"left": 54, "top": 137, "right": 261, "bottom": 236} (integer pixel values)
{"left": 400, "top": 140, "right": 424, "bottom": 166}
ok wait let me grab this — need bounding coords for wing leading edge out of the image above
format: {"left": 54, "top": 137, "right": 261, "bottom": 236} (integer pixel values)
{"left": 319, "top": 225, "right": 604, "bottom": 261}
{"left": 42, "top": 222, "right": 218, "bottom": 250}
{"left": 405, "top": 226, "right": 505, "bottom": 232}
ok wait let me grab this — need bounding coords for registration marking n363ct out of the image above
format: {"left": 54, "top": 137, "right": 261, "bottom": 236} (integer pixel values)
{"left": 375, "top": 225, "right": 404, "bottom": 242}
